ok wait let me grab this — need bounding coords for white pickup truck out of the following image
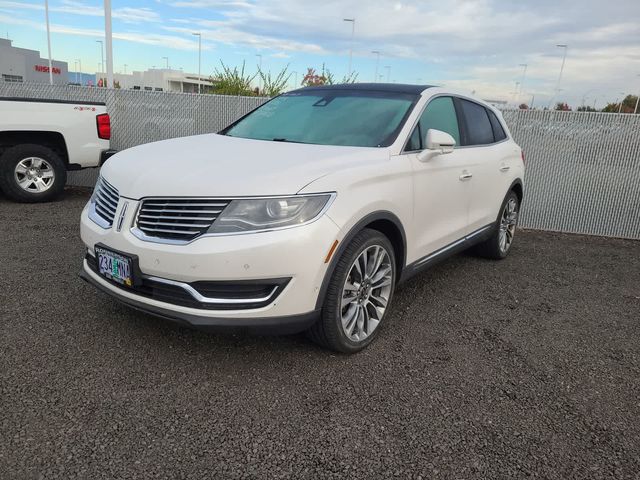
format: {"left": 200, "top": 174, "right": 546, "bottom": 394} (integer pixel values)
{"left": 0, "top": 97, "right": 116, "bottom": 202}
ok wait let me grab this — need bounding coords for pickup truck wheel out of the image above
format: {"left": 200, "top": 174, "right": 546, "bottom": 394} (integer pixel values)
{"left": 307, "top": 229, "right": 396, "bottom": 353}
{"left": 0, "top": 144, "right": 66, "bottom": 203}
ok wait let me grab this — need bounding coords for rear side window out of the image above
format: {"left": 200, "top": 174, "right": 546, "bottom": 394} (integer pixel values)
{"left": 405, "top": 96, "right": 460, "bottom": 151}
{"left": 487, "top": 110, "right": 507, "bottom": 142}
{"left": 459, "top": 99, "right": 494, "bottom": 145}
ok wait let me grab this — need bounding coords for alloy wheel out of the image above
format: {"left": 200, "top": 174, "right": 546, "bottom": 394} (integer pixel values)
{"left": 499, "top": 198, "right": 518, "bottom": 253}
{"left": 340, "top": 245, "right": 393, "bottom": 342}
{"left": 14, "top": 157, "right": 55, "bottom": 193}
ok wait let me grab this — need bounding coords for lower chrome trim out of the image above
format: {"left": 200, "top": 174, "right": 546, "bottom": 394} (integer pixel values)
{"left": 414, "top": 224, "right": 493, "bottom": 267}
{"left": 147, "top": 276, "right": 280, "bottom": 305}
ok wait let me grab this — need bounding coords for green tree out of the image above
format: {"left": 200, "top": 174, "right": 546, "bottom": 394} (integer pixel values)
{"left": 210, "top": 61, "right": 257, "bottom": 96}
{"left": 555, "top": 102, "right": 571, "bottom": 111}
{"left": 258, "top": 65, "right": 291, "bottom": 97}
{"left": 602, "top": 95, "right": 638, "bottom": 114}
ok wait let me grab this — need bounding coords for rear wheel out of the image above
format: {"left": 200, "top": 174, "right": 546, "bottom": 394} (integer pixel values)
{"left": 308, "top": 229, "right": 396, "bottom": 353}
{"left": 473, "top": 190, "right": 520, "bottom": 259}
{"left": 0, "top": 144, "right": 66, "bottom": 203}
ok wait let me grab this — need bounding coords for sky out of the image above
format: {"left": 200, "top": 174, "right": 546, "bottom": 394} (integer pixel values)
{"left": 1, "top": 0, "right": 639, "bottom": 108}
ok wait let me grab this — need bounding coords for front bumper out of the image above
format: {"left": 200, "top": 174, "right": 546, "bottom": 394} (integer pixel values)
{"left": 79, "top": 265, "right": 320, "bottom": 334}
{"left": 80, "top": 198, "right": 342, "bottom": 329}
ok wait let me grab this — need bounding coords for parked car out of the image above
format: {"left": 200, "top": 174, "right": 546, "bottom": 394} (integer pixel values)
{"left": 0, "top": 97, "right": 115, "bottom": 202}
{"left": 79, "top": 84, "right": 524, "bottom": 353}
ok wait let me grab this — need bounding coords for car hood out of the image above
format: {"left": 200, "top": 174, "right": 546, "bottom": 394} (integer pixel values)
{"left": 101, "top": 134, "right": 387, "bottom": 199}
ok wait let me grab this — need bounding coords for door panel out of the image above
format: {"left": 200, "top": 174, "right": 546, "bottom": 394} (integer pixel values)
{"left": 402, "top": 151, "right": 473, "bottom": 263}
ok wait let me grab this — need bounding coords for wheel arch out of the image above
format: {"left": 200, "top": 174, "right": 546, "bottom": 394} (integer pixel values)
{"left": 315, "top": 211, "right": 407, "bottom": 310}
{"left": 0, "top": 131, "right": 69, "bottom": 166}
{"left": 509, "top": 178, "right": 524, "bottom": 204}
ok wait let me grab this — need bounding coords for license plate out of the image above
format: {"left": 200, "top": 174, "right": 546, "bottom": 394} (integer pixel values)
{"left": 95, "top": 246, "right": 134, "bottom": 287}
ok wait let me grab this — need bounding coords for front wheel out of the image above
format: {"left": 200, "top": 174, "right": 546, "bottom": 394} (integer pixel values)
{"left": 0, "top": 144, "right": 67, "bottom": 203}
{"left": 308, "top": 229, "right": 396, "bottom": 353}
{"left": 473, "top": 190, "right": 520, "bottom": 259}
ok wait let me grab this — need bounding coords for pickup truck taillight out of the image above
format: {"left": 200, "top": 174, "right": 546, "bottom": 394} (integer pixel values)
{"left": 96, "top": 113, "right": 111, "bottom": 140}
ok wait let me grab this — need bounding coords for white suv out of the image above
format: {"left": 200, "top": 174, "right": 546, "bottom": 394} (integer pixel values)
{"left": 80, "top": 84, "right": 524, "bottom": 353}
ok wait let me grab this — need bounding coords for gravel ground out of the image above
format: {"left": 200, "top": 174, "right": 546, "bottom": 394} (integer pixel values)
{"left": 1, "top": 188, "right": 639, "bottom": 479}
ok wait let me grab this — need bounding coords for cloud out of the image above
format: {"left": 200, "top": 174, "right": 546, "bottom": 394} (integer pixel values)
{"left": 0, "top": 0, "right": 161, "bottom": 23}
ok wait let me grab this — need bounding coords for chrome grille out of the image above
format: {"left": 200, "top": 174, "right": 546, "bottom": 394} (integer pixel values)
{"left": 90, "top": 177, "right": 120, "bottom": 228}
{"left": 136, "top": 198, "right": 230, "bottom": 240}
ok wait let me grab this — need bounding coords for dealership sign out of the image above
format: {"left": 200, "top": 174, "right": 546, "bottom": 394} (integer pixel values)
{"left": 35, "top": 65, "right": 61, "bottom": 75}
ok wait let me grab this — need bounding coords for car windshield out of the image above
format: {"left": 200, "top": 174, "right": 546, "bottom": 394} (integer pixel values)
{"left": 222, "top": 89, "right": 418, "bottom": 147}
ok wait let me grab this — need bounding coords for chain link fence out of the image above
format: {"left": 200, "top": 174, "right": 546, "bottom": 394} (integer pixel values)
{"left": 2, "top": 82, "right": 639, "bottom": 239}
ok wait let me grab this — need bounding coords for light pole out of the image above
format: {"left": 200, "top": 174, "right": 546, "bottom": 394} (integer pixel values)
{"left": 44, "top": 0, "right": 53, "bottom": 85}
{"left": 371, "top": 50, "right": 380, "bottom": 82}
{"left": 192, "top": 32, "right": 202, "bottom": 94}
{"left": 549, "top": 44, "right": 568, "bottom": 107}
{"left": 617, "top": 92, "right": 625, "bottom": 114}
{"left": 634, "top": 74, "right": 640, "bottom": 114}
{"left": 162, "top": 56, "right": 169, "bottom": 69}
{"left": 513, "top": 81, "right": 520, "bottom": 104}
{"left": 255, "top": 54, "right": 263, "bottom": 92}
{"left": 96, "top": 40, "right": 104, "bottom": 84}
{"left": 343, "top": 18, "right": 355, "bottom": 77}
{"left": 384, "top": 65, "right": 390, "bottom": 83}
{"left": 104, "top": 0, "right": 113, "bottom": 88}
{"left": 518, "top": 63, "right": 527, "bottom": 101}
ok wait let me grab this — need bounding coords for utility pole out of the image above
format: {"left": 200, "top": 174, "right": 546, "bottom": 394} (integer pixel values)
{"left": 634, "top": 74, "right": 640, "bottom": 114}
{"left": 343, "top": 18, "right": 355, "bottom": 77}
{"left": 371, "top": 50, "right": 380, "bottom": 82}
{"left": 192, "top": 33, "right": 202, "bottom": 93}
{"left": 104, "top": 0, "right": 113, "bottom": 88}
{"left": 44, "top": 0, "right": 53, "bottom": 84}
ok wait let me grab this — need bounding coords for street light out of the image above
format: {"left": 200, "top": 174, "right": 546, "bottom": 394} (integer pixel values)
{"left": 192, "top": 32, "right": 202, "bottom": 94}
{"left": 384, "top": 65, "right": 391, "bottom": 83}
{"left": 634, "top": 74, "right": 640, "bottom": 114}
{"left": 343, "top": 18, "right": 355, "bottom": 77}
{"left": 617, "top": 92, "right": 625, "bottom": 114}
{"left": 44, "top": 0, "right": 53, "bottom": 85}
{"left": 162, "top": 56, "right": 169, "bottom": 69}
{"left": 518, "top": 63, "right": 528, "bottom": 101}
{"left": 96, "top": 40, "right": 104, "bottom": 85}
{"left": 371, "top": 50, "right": 380, "bottom": 83}
{"left": 549, "top": 44, "right": 568, "bottom": 107}
{"left": 256, "top": 54, "right": 262, "bottom": 92}
{"left": 76, "top": 58, "right": 82, "bottom": 85}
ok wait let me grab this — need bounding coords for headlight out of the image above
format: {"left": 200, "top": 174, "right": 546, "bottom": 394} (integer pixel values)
{"left": 208, "top": 194, "right": 333, "bottom": 234}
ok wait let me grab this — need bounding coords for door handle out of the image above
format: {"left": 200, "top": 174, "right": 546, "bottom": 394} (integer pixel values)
{"left": 499, "top": 165, "right": 511, "bottom": 172}
{"left": 459, "top": 171, "right": 473, "bottom": 181}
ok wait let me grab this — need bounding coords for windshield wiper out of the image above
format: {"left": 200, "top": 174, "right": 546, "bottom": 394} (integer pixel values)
{"left": 272, "top": 138, "right": 305, "bottom": 143}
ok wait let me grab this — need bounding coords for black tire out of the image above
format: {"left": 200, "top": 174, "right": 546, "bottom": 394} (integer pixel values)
{"left": 307, "top": 228, "right": 397, "bottom": 353}
{"left": 0, "top": 144, "right": 66, "bottom": 203}
{"left": 472, "top": 190, "right": 520, "bottom": 259}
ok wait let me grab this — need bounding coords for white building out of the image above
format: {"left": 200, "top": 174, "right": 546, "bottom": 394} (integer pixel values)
{"left": 100, "top": 68, "right": 212, "bottom": 93}
{"left": 0, "top": 38, "right": 68, "bottom": 84}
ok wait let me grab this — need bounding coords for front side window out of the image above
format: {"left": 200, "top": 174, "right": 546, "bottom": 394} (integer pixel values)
{"left": 405, "top": 96, "right": 461, "bottom": 151}
{"left": 223, "top": 90, "right": 418, "bottom": 148}
{"left": 459, "top": 99, "right": 494, "bottom": 145}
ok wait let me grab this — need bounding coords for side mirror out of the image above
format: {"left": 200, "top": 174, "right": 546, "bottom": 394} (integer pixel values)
{"left": 417, "top": 129, "right": 456, "bottom": 162}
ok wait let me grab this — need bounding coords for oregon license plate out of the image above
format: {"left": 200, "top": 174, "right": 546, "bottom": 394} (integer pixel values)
{"left": 95, "top": 245, "right": 134, "bottom": 287}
